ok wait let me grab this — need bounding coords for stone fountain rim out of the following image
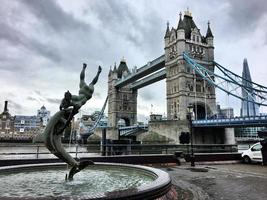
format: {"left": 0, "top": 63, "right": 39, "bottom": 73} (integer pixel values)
{"left": 0, "top": 162, "right": 171, "bottom": 200}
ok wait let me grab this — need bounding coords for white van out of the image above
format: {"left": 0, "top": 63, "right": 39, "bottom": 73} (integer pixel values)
{"left": 242, "top": 142, "right": 262, "bottom": 163}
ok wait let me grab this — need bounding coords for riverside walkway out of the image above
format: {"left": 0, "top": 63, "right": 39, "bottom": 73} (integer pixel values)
{"left": 163, "top": 163, "right": 267, "bottom": 200}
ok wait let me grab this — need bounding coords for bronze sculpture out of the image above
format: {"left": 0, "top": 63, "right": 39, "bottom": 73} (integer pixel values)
{"left": 43, "top": 63, "right": 102, "bottom": 180}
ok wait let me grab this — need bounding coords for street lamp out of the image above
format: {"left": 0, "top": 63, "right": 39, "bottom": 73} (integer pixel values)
{"left": 187, "top": 104, "right": 195, "bottom": 167}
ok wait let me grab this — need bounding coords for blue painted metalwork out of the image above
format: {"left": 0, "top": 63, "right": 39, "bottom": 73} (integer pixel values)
{"left": 192, "top": 115, "right": 267, "bottom": 127}
{"left": 183, "top": 52, "right": 267, "bottom": 106}
{"left": 79, "top": 96, "right": 109, "bottom": 139}
{"left": 119, "top": 124, "right": 148, "bottom": 136}
{"left": 214, "top": 61, "right": 267, "bottom": 92}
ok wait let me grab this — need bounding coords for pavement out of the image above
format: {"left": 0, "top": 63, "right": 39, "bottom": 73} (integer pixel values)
{"left": 161, "top": 163, "right": 267, "bottom": 200}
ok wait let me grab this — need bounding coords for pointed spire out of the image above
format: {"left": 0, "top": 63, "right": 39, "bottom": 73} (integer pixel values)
{"left": 206, "top": 21, "right": 213, "bottom": 38}
{"left": 113, "top": 62, "right": 117, "bottom": 72}
{"left": 121, "top": 56, "right": 126, "bottom": 63}
{"left": 177, "top": 12, "right": 184, "bottom": 30}
{"left": 242, "top": 58, "right": 252, "bottom": 81}
{"left": 164, "top": 21, "right": 170, "bottom": 38}
{"left": 184, "top": 7, "right": 192, "bottom": 17}
{"left": 108, "top": 66, "right": 112, "bottom": 76}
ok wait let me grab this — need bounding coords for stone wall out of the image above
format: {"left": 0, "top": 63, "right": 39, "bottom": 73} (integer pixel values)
{"left": 93, "top": 127, "right": 119, "bottom": 141}
{"left": 146, "top": 120, "right": 189, "bottom": 144}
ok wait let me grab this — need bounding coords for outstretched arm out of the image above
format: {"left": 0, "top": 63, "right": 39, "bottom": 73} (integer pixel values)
{"left": 80, "top": 63, "right": 87, "bottom": 81}
{"left": 90, "top": 66, "right": 102, "bottom": 85}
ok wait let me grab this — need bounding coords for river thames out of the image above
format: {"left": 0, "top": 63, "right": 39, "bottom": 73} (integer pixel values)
{"left": 0, "top": 143, "right": 99, "bottom": 160}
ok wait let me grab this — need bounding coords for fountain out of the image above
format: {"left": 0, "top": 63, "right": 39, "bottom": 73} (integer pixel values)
{"left": 0, "top": 64, "right": 173, "bottom": 199}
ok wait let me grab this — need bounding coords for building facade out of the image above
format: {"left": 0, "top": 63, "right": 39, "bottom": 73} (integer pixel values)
{"left": 37, "top": 105, "right": 50, "bottom": 126}
{"left": 108, "top": 59, "right": 137, "bottom": 127}
{"left": 14, "top": 115, "right": 41, "bottom": 135}
{"left": 0, "top": 101, "right": 14, "bottom": 135}
{"left": 216, "top": 105, "right": 234, "bottom": 118}
{"left": 164, "top": 10, "right": 216, "bottom": 120}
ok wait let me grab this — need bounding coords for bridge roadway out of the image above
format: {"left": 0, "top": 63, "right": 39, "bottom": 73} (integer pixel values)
{"left": 115, "top": 54, "right": 165, "bottom": 88}
{"left": 119, "top": 124, "right": 148, "bottom": 136}
{"left": 118, "top": 115, "right": 267, "bottom": 136}
{"left": 192, "top": 115, "right": 267, "bottom": 128}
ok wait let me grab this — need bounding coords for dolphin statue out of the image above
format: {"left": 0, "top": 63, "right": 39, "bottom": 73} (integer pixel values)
{"left": 43, "top": 64, "right": 102, "bottom": 180}
{"left": 43, "top": 108, "right": 93, "bottom": 180}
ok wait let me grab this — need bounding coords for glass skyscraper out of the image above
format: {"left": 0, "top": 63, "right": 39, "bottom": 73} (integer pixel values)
{"left": 240, "top": 58, "right": 259, "bottom": 117}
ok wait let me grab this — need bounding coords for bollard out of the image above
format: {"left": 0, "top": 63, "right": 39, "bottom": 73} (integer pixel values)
{"left": 36, "top": 146, "right": 39, "bottom": 159}
{"left": 75, "top": 144, "right": 78, "bottom": 158}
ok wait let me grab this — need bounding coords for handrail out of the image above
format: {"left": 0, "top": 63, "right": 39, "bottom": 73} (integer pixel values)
{"left": 0, "top": 143, "right": 238, "bottom": 159}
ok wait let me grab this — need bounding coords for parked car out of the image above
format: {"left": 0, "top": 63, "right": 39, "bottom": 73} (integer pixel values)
{"left": 242, "top": 142, "right": 262, "bottom": 163}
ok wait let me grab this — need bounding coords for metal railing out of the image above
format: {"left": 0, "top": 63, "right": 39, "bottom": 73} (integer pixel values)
{"left": 0, "top": 143, "right": 239, "bottom": 160}
{"left": 192, "top": 115, "right": 267, "bottom": 127}
{"left": 100, "top": 144, "right": 238, "bottom": 156}
{"left": 0, "top": 144, "right": 99, "bottom": 160}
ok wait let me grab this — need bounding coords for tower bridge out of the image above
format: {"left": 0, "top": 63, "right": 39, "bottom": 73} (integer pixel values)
{"left": 103, "top": 10, "right": 267, "bottom": 144}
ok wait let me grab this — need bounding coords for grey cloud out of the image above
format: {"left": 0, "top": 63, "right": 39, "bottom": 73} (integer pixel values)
{"left": 7, "top": 99, "right": 23, "bottom": 112}
{"left": 20, "top": 0, "right": 89, "bottom": 32}
{"left": 88, "top": 0, "right": 163, "bottom": 55}
{"left": 46, "top": 98, "right": 61, "bottom": 105}
{"left": 0, "top": 21, "right": 61, "bottom": 62}
{"left": 27, "top": 96, "right": 39, "bottom": 102}
{"left": 226, "top": 0, "right": 267, "bottom": 33}
{"left": 140, "top": 91, "right": 154, "bottom": 101}
{"left": 34, "top": 90, "right": 42, "bottom": 96}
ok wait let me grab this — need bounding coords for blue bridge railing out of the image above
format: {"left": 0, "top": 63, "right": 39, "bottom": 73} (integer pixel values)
{"left": 192, "top": 115, "right": 267, "bottom": 127}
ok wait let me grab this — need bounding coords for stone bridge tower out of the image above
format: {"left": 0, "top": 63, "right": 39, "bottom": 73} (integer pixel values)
{"left": 108, "top": 59, "right": 137, "bottom": 127}
{"left": 164, "top": 10, "right": 216, "bottom": 120}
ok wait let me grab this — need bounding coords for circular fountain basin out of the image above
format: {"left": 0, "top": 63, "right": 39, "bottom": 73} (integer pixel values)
{"left": 0, "top": 163, "right": 171, "bottom": 199}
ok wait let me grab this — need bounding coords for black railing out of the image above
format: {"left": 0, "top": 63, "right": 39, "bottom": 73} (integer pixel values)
{"left": 0, "top": 144, "right": 238, "bottom": 159}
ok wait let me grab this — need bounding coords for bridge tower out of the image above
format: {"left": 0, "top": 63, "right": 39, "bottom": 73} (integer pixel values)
{"left": 108, "top": 59, "right": 137, "bottom": 127}
{"left": 164, "top": 10, "right": 216, "bottom": 120}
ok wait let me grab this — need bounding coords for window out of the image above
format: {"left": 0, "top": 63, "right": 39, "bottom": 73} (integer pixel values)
{"left": 196, "top": 36, "right": 199, "bottom": 42}
{"left": 5, "top": 120, "right": 10, "bottom": 129}
{"left": 196, "top": 84, "right": 202, "bottom": 92}
{"left": 192, "top": 35, "right": 195, "bottom": 41}
{"left": 186, "top": 67, "right": 191, "bottom": 73}
{"left": 251, "top": 144, "right": 262, "bottom": 151}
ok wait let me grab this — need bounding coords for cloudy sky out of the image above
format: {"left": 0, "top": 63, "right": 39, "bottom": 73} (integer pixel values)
{"left": 0, "top": 0, "right": 267, "bottom": 121}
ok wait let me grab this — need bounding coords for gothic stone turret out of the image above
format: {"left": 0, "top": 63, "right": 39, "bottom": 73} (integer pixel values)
{"left": 164, "top": 10, "right": 216, "bottom": 120}
{"left": 108, "top": 59, "right": 137, "bottom": 127}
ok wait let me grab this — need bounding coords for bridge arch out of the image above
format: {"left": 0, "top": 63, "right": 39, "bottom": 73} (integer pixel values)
{"left": 190, "top": 101, "right": 213, "bottom": 120}
{"left": 117, "top": 117, "right": 130, "bottom": 127}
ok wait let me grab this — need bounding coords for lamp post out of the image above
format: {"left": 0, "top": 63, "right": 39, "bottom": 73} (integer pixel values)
{"left": 187, "top": 104, "right": 195, "bottom": 167}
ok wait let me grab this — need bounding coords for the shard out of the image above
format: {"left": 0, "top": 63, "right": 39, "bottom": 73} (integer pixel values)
{"left": 240, "top": 58, "right": 259, "bottom": 116}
